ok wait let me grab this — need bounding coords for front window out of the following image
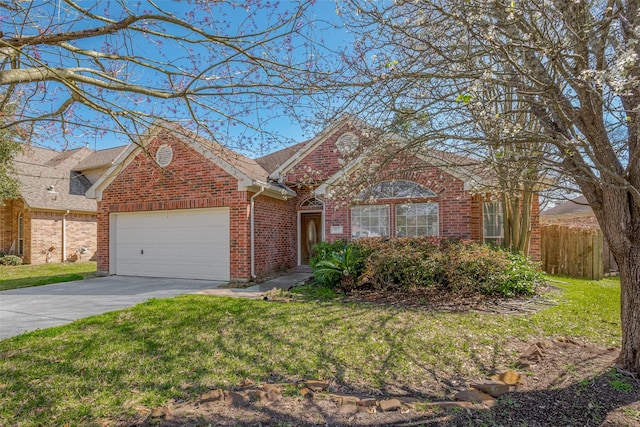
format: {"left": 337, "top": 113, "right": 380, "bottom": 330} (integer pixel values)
{"left": 396, "top": 203, "right": 439, "bottom": 237}
{"left": 350, "top": 205, "right": 389, "bottom": 238}
{"left": 17, "top": 212, "right": 24, "bottom": 256}
{"left": 483, "top": 202, "right": 504, "bottom": 246}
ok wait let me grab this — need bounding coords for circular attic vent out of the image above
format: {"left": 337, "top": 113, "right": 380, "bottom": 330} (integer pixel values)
{"left": 155, "top": 144, "right": 173, "bottom": 167}
{"left": 336, "top": 132, "right": 359, "bottom": 155}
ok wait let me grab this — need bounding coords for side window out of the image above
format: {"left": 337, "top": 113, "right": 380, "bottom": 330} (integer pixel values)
{"left": 483, "top": 202, "right": 504, "bottom": 246}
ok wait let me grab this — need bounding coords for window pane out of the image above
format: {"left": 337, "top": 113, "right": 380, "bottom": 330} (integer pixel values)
{"left": 357, "top": 180, "right": 437, "bottom": 200}
{"left": 483, "top": 202, "right": 504, "bottom": 243}
{"left": 395, "top": 203, "right": 439, "bottom": 237}
{"left": 351, "top": 205, "right": 390, "bottom": 239}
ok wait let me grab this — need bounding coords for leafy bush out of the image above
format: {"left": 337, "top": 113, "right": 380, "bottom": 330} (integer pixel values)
{"left": 311, "top": 243, "right": 363, "bottom": 291}
{"left": 0, "top": 255, "right": 23, "bottom": 266}
{"left": 310, "top": 239, "right": 348, "bottom": 269}
{"left": 359, "top": 246, "right": 443, "bottom": 290}
{"left": 353, "top": 238, "right": 540, "bottom": 298}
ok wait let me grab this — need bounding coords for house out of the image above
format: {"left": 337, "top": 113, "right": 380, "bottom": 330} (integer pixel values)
{"left": 87, "top": 118, "right": 541, "bottom": 282}
{"left": 0, "top": 145, "right": 127, "bottom": 264}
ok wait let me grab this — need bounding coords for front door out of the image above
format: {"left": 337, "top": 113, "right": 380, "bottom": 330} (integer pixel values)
{"left": 300, "top": 212, "right": 322, "bottom": 265}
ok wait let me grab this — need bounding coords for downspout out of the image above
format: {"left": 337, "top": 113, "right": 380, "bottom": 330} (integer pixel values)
{"left": 62, "top": 210, "right": 69, "bottom": 262}
{"left": 250, "top": 186, "right": 265, "bottom": 280}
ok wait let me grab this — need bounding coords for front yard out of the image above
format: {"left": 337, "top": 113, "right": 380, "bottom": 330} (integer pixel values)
{"left": 0, "top": 261, "right": 97, "bottom": 291}
{"left": 0, "top": 275, "right": 637, "bottom": 426}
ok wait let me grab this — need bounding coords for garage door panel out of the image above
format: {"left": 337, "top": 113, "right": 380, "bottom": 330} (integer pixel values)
{"left": 111, "top": 208, "right": 230, "bottom": 280}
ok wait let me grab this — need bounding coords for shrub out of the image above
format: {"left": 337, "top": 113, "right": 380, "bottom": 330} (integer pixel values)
{"left": 311, "top": 243, "right": 363, "bottom": 291}
{"left": 0, "top": 255, "right": 23, "bottom": 266}
{"left": 358, "top": 245, "right": 443, "bottom": 290}
{"left": 310, "top": 239, "right": 348, "bottom": 269}
{"left": 439, "top": 241, "right": 541, "bottom": 297}
{"left": 354, "top": 238, "right": 540, "bottom": 298}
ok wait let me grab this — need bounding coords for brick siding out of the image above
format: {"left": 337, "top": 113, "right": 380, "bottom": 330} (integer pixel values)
{"left": 0, "top": 200, "right": 96, "bottom": 264}
{"left": 97, "top": 131, "right": 252, "bottom": 280}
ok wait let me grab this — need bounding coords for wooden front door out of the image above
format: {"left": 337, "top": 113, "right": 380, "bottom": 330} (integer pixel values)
{"left": 300, "top": 212, "right": 322, "bottom": 265}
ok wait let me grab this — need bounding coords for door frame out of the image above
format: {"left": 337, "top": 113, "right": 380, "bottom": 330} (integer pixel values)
{"left": 297, "top": 210, "right": 324, "bottom": 265}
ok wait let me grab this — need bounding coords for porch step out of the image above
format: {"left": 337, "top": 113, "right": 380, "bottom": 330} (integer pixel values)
{"left": 291, "top": 265, "right": 312, "bottom": 273}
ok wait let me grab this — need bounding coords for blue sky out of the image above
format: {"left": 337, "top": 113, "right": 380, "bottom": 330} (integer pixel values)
{"left": 8, "top": 0, "right": 352, "bottom": 156}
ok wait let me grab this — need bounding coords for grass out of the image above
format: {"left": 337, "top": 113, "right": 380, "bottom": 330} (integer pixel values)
{"left": 0, "top": 261, "right": 97, "bottom": 291}
{"left": 0, "top": 274, "right": 621, "bottom": 426}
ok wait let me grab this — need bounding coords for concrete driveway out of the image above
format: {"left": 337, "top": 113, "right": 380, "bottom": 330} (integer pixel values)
{"left": 0, "top": 276, "right": 226, "bottom": 340}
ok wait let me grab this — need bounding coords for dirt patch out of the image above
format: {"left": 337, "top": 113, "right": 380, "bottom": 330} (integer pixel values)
{"left": 131, "top": 290, "right": 639, "bottom": 427}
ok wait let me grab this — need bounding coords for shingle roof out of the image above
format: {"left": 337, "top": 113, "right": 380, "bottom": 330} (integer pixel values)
{"left": 11, "top": 146, "right": 98, "bottom": 212}
{"left": 254, "top": 141, "right": 308, "bottom": 174}
{"left": 73, "top": 146, "right": 128, "bottom": 171}
{"left": 161, "top": 122, "right": 271, "bottom": 181}
{"left": 541, "top": 196, "right": 593, "bottom": 217}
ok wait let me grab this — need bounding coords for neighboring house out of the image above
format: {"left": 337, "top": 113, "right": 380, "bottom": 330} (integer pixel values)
{"left": 0, "top": 145, "right": 127, "bottom": 264}
{"left": 87, "top": 118, "right": 541, "bottom": 282}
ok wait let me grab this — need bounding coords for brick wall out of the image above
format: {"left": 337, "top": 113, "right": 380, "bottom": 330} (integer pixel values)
{"left": 291, "top": 155, "right": 475, "bottom": 242}
{"left": 24, "top": 211, "right": 97, "bottom": 264}
{"left": 97, "top": 131, "right": 251, "bottom": 280}
{"left": 253, "top": 193, "right": 297, "bottom": 277}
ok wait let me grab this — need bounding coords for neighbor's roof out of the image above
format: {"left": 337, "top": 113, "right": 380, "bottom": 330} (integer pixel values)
{"left": 11, "top": 146, "right": 97, "bottom": 212}
{"left": 72, "top": 145, "right": 128, "bottom": 171}
{"left": 541, "top": 196, "right": 593, "bottom": 217}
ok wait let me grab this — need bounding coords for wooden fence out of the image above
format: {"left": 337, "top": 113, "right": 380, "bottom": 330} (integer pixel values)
{"left": 541, "top": 224, "right": 606, "bottom": 280}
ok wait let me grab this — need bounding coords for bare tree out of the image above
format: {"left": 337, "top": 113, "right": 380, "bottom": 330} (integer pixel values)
{"left": 0, "top": 0, "right": 331, "bottom": 151}
{"left": 333, "top": 0, "right": 640, "bottom": 374}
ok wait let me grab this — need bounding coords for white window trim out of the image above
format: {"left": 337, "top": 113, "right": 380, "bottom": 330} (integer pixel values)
{"left": 350, "top": 204, "right": 390, "bottom": 239}
{"left": 395, "top": 202, "right": 440, "bottom": 237}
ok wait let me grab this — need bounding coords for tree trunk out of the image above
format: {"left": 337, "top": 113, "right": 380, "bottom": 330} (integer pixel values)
{"left": 616, "top": 244, "right": 640, "bottom": 374}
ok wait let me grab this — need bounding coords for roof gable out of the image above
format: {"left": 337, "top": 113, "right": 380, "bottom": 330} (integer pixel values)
{"left": 87, "top": 121, "right": 295, "bottom": 202}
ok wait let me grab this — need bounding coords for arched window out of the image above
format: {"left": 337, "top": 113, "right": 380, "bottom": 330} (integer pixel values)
{"left": 357, "top": 180, "right": 436, "bottom": 200}
{"left": 299, "top": 196, "right": 324, "bottom": 209}
{"left": 17, "top": 212, "right": 24, "bottom": 256}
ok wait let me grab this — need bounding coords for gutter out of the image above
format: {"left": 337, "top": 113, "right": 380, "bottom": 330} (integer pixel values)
{"left": 250, "top": 185, "right": 266, "bottom": 280}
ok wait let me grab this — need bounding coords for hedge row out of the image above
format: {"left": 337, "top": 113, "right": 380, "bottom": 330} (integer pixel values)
{"left": 311, "top": 237, "right": 542, "bottom": 298}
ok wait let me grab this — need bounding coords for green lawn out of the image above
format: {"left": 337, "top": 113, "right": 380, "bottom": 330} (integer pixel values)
{"left": 0, "top": 262, "right": 97, "bottom": 291}
{"left": 0, "top": 275, "right": 621, "bottom": 426}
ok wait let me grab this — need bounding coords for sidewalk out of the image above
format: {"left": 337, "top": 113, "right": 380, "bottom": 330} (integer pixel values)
{"left": 196, "top": 272, "right": 312, "bottom": 299}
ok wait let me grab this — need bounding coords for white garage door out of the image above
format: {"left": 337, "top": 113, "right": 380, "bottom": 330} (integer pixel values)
{"left": 111, "top": 208, "right": 230, "bottom": 280}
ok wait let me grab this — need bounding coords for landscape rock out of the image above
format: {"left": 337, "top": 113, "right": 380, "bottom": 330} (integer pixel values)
{"left": 357, "top": 398, "right": 377, "bottom": 407}
{"left": 339, "top": 403, "right": 359, "bottom": 415}
{"left": 150, "top": 406, "right": 171, "bottom": 419}
{"left": 246, "top": 390, "right": 267, "bottom": 401}
{"left": 327, "top": 393, "right": 360, "bottom": 405}
{"left": 198, "top": 389, "right": 224, "bottom": 403}
{"left": 304, "top": 380, "right": 329, "bottom": 391}
{"left": 378, "top": 398, "right": 403, "bottom": 412}
{"left": 299, "top": 387, "right": 314, "bottom": 398}
{"left": 521, "top": 343, "right": 544, "bottom": 361}
{"left": 224, "top": 391, "right": 249, "bottom": 407}
{"left": 266, "top": 391, "right": 282, "bottom": 401}
{"left": 470, "top": 380, "right": 510, "bottom": 397}
{"left": 490, "top": 370, "right": 521, "bottom": 385}
{"left": 397, "top": 396, "right": 421, "bottom": 405}
{"left": 455, "top": 389, "right": 496, "bottom": 404}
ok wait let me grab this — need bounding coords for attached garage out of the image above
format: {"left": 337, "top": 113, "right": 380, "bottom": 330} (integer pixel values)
{"left": 109, "top": 208, "right": 230, "bottom": 280}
